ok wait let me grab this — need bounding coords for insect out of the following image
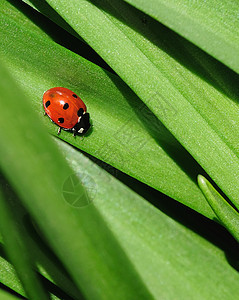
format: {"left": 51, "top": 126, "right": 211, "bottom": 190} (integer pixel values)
{"left": 43, "top": 87, "right": 91, "bottom": 136}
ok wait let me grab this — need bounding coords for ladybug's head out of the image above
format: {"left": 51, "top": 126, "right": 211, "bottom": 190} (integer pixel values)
{"left": 74, "top": 113, "right": 91, "bottom": 134}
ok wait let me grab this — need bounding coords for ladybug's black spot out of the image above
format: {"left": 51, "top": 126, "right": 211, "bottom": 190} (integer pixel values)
{"left": 63, "top": 103, "right": 69, "bottom": 110}
{"left": 45, "top": 100, "right": 50, "bottom": 108}
{"left": 58, "top": 118, "right": 64, "bottom": 123}
{"left": 77, "top": 108, "right": 84, "bottom": 117}
{"left": 72, "top": 94, "right": 77, "bottom": 98}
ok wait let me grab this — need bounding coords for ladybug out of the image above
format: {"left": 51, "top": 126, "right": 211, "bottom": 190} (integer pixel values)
{"left": 43, "top": 87, "right": 91, "bottom": 136}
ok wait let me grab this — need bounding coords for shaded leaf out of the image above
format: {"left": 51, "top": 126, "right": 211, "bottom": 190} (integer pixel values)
{"left": 0, "top": 178, "right": 50, "bottom": 300}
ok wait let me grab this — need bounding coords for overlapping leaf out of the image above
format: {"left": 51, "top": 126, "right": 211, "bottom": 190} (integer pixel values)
{"left": 1, "top": 1, "right": 239, "bottom": 299}
{"left": 123, "top": 0, "right": 239, "bottom": 74}
{"left": 0, "top": 56, "right": 152, "bottom": 299}
{"left": 1, "top": 134, "right": 239, "bottom": 299}
{"left": 35, "top": 0, "right": 239, "bottom": 213}
{"left": 0, "top": 0, "right": 214, "bottom": 218}
{"left": 198, "top": 175, "right": 239, "bottom": 243}
{"left": 0, "top": 184, "right": 50, "bottom": 299}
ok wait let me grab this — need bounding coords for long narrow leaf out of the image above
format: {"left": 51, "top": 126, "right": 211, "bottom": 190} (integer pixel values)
{"left": 0, "top": 59, "right": 153, "bottom": 299}
{"left": 0, "top": 254, "right": 25, "bottom": 298}
{"left": 57, "top": 139, "right": 239, "bottom": 300}
{"left": 40, "top": 0, "right": 239, "bottom": 212}
{"left": 0, "top": 232, "right": 81, "bottom": 299}
{"left": 0, "top": 179, "right": 50, "bottom": 300}
{"left": 0, "top": 193, "right": 83, "bottom": 299}
{"left": 123, "top": 0, "right": 239, "bottom": 74}
{"left": 198, "top": 175, "right": 239, "bottom": 243}
{"left": 0, "top": 289, "right": 19, "bottom": 300}
{"left": 1, "top": 136, "right": 239, "bottom": 299}
{"left": 0, "top": 0, "right": 214, "bottom": 218}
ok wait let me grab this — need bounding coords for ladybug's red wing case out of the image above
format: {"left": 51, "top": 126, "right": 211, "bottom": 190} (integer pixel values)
{"left": 43, "top": 87, "right": 90, "bottom": 135}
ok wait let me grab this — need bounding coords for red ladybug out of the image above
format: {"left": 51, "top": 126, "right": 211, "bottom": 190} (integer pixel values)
{"left": 43, "top": 87, "right": 91, "bottom": 136}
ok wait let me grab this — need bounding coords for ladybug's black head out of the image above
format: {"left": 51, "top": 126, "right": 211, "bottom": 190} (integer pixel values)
{"left": 74, "top": 113, "right": 91, "bottom": 134}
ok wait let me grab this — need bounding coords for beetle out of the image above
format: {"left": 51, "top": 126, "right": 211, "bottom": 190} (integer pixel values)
{"left": 43, "top": 87, "right": 91, "bottom": 136}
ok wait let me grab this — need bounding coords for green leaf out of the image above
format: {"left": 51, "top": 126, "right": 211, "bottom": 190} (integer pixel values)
{"left": 0, "top": 58, "right": 153, "bottom": 299}
{"left": 0, "top": 192, "right": 83, "bottom": 300}
{"left": 0, "top": 254, "right": 25, "bottom": 298}
{"left": 0, "top": 289, "right": 19, "bottom": 300}
{"left": 198, "top": 175, "right": 239, "bottom": 243}
{"left": 0, "top": 36, "right": 238, "bottom": 298}
{"left": 0, "top": 241, "right": 78, "bottom": 300}
{"left": 123, "top": 0, "right": 239, "bottom": 74}
{"left": 0, "top": 0, "right": 214, "bottom": 218}
{"left": 0, "top": 178, "right": 50, "bottom": 300}
{"left": 1, "top": 136, "right": 239, "bottom": 299}
{"left": 23, "top": 227, "right": 83, "bottom": 300}
{"left": 3, "top": 1, "right": 239, "bottom": 299}
{"left": 56, "top": 139, "right": 239, "bottom": 300}
{"left": 38, "top": 0, "right": 239, "bottom": 213}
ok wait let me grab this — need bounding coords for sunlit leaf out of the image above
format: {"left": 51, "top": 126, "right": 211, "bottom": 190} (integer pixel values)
{"left": 198, "top": 175, "right": 239, "bottom": 243}
{"left": 39, "top": 0, "right": 239, "bottom": 213}
{"left": 0, "top": 57, "right": 153, "bottom": 299}
{"left": 0, "top": 0, "right": 214, "bottom": 218}
{"left": 123, "top": 0, "right": 239, "bottom": 74}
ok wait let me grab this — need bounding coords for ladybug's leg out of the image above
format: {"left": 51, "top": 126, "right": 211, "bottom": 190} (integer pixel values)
{"left": 57, "top": 127, "right": 61, "bottom": 135}
{"left": 72, "top": 128, "right": 76, "bottom": 137}
{"left": 44, "top": 112, "right": 47, "bottom": 116}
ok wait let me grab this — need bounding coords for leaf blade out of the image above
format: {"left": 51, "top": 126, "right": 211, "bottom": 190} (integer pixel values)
{"left": 198, "top": 175, "right": 239, "bottom": 243}
{"left": 41, "top": 0, "right": 239, "bottom": 212}
{"left": 0, "top": 178, "right": 50, "bottom": 300}
{"left": 122, "top": 0, "right": 239, "bottom": 74}
{"left": 58, "top": 139, "right": 239, "bottom": 300}
{"left": 0, "top": 0, "right": 213, "bottom": 218}
{"left": 0, "top": 58, "right": 153, "bottom": 300}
